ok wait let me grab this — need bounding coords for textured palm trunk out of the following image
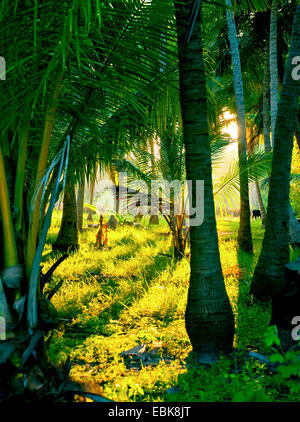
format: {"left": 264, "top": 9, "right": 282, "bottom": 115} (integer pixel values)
{"left": 77, "top": 176, "right": 85, "bottom": 232}
{"left": 250, "top": 5, "right": 300, "bottom": 302}
{"left": 269, "top": 0, "right": 279, "bottom": 149}
{"left": 263, "top": 43, "right": 271, "bottom": 153}
{"left": 53, "top": 182, "right": 79, "bottom": 251}
{"left": 225, "top": 0, "right": 253, "bottom": 253}
{"left": 266, "top": 12, "right": 300, "bottom": 246}
{"left": 174, "top": 0, "right": 234, "bottom": 363}
{"left": 261, "top": 43, "right": 271, "bottom": 226}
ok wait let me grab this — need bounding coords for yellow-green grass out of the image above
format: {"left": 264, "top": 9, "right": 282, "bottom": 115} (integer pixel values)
{"left": 44, "top": 212, "right": 297, "bottom": 402}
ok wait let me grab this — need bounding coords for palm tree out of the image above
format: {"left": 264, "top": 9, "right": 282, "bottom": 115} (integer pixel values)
{"left": 0, "top": 0, "right": 85, "bottom": 400}
{"left": 250, "top": 4, "right": 300, "bottom": 302}
{"left": 174, "top": 0, "right": 234, "bottom": 363}
{"left": 0, "top": 0, "right": 179, "bottom": 399}
{"left": 225, "top": 0, "right": 253, "bottom": 253}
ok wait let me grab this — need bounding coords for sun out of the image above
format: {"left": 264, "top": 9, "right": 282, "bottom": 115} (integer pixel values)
{"left": 221, "top": 110, "right": 238, "bottom": 141}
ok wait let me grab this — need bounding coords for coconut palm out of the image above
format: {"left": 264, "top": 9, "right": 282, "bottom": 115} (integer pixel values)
{"left": 250, "top": 4, "right": 300, "bottom": 302}
{"left": 0, "top": 0, "right": 179, "bottom": 400}
{"left": 174, "top": 0, "right": 234, "bottom": 363}
{"left": 225, "top": 0, "right": 253, "bottom": 253}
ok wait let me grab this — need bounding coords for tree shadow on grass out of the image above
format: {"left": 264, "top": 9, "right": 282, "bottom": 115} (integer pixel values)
{"left": 51, "top": 253, "right": 173, "bottom": 342}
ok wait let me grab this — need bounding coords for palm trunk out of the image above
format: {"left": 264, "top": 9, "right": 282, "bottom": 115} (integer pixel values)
{"left": 270, "top": 0, "right": 279, "bottom": 149}
{"left": 87, "top": 175, "right": 96, "bottom": 222}
{"left": 77, "top": 176, "right": 85, "bottom": 232}
{"left": 225, "top": 0, "right": 253, "bottom": 253}
{"left": 174, "top": 0, "right": 234, "bottom": 363}
{"left": 53, "top": 181, "right": 79, "bottom": 252}
{"left": 267, "top": 8, "right": 300, "bottom": 247}
{"left": 250, "top": 5, "right": 300, "bottom": 302}
{"left": 263, "top": 43, "right": 271, "bottom": 153}
{"left": 261, "top": 42, "right": 271, "bottom": 226}
{"left": 149, "top": 137, "right": 159, "bottom": 225}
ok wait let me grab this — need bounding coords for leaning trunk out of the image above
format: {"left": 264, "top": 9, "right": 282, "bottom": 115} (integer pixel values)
{"left": 250, "top": 6, "right": 300, "bottom": 302}
{"left": 225, "top": 0, "right": 253, "bottom": 253}
{"left": 174, "top": 0, "right": 234, "bottom": 363}
{"left": 53, "top": 182, "right": 79, "bottom": 252}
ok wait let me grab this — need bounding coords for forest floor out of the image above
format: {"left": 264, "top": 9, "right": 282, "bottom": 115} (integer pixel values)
{"left": 43, "top": 211, "right": 299, "bottom": 402}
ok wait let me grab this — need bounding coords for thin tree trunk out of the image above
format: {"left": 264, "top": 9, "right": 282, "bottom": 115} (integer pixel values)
{"left": 87, "top": 175, "right": 96, "bottom": 222}
{"left": 263, "top": 43, "right": 271, "bottom": 153}
{"left": 77, "top": 176, "right": 85, "bottom": 232}
{"left": 270, "top": 0, "right": 279, "bottom": 149}
{"left": 149, "top": 137, "right": 159, "bottom": 225}
{"left": 53, "top": 182, "right": 79, "bottom": 252}
{"left": 251, "top": 5, "right": 300, "bottom": 302}
{"left": 225, "top": 0, "right": 253, "bottom": 253}
{"left": 174, "top": 0, "right": 234, "bottom": 363}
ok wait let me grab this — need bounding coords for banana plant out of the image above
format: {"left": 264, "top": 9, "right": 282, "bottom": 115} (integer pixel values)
{"left": 0, "top": 0, "right": 179, "bottom": 401}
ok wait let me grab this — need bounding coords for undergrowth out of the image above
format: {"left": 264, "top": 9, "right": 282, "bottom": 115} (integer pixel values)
{"left": 43, "top": 212, "right": 298, "bottom": 402}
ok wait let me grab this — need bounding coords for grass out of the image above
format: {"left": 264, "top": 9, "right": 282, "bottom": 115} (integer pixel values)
{"left": 43, "top": 210, "right": 298, "bottom": 402}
